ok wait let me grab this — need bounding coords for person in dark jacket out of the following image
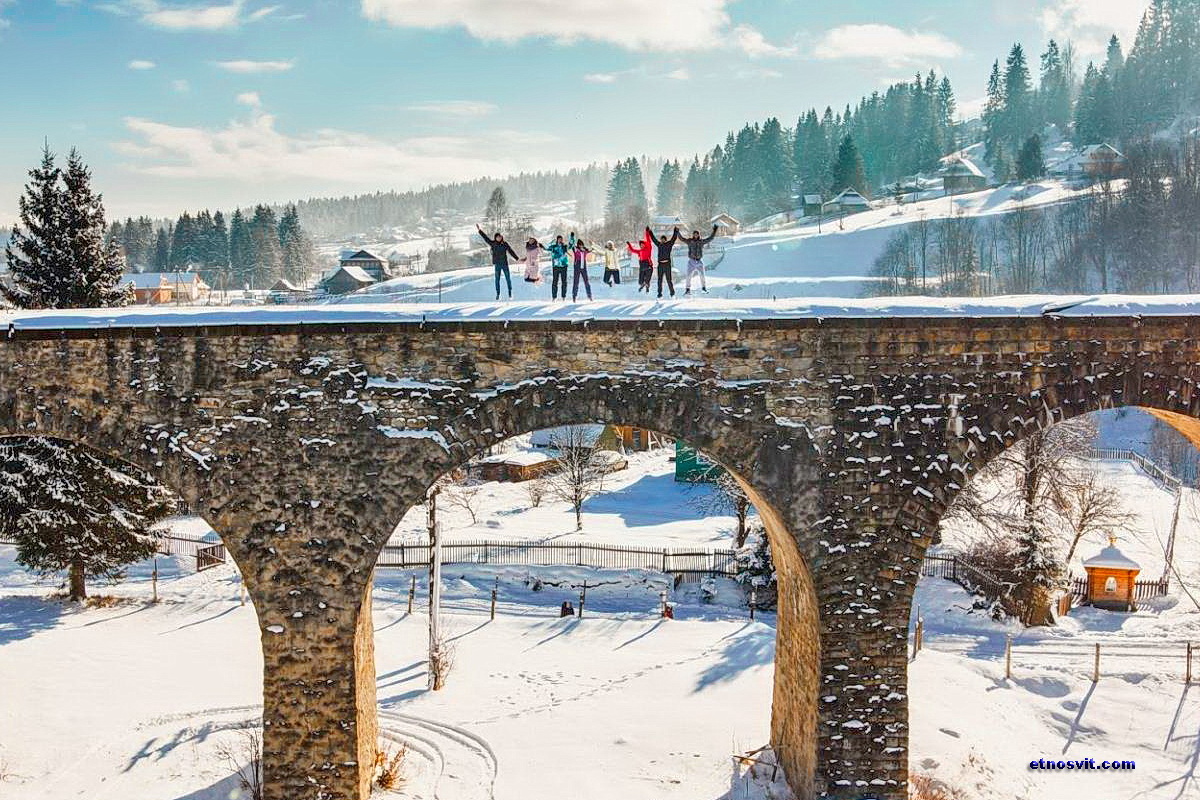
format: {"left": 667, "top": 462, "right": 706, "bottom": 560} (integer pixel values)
{"left": 649, "top": 226, "right": 681, "bottom": 298}
{"left": 570, "top": 233, "right": 593, "bottom": 301}
{"left": 477, "top": 225, "right": 519, "bottom": 300}
{"left": 545, "top": 234, "right": 571, "bottom": 300}
{"left": 683, "top": 224, "right": 719, "bottom": 295}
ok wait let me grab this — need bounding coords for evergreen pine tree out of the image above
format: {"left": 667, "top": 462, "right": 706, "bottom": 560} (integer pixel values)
{"left": 1002, "top": 44, "right": 1035, "bottom": 151}
{"left": 1016, "top": 134, "right": 1046, "bottom": 182}
{"left": 278, "top": 203, "right": 316, "bottom": 284}
{"left": 229, "top": 209, "right": 254, "bottom": 288}
{"left": 153, "top": 227, "right": 170, "bottom": 271}
{"left": 3, "top": 147, "right": 131, "bottom": 309}
{"left": 654, "top": 160, "right": 684, "bottom": 215}
{"left": 0, "top": 437, "right": 176, "bottom": 600}
{"left": 483, "top": 186, "right": 509, "bottom": 231}
{"left": 248, "top": 205, "right": 283, "bottom": 286}
{"left": 829, "top": 135, "right": 869, "bottom": 197}
{"left": 1039, "top": 40, "right": 1073, "bottom": 133}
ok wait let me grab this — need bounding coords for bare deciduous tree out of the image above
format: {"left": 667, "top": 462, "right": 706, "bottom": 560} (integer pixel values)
{"left": 546, "top": 425, "right": 609, "bottom": 531}
{"left": 687, "top": 468, "right": 754, "bottom": 546}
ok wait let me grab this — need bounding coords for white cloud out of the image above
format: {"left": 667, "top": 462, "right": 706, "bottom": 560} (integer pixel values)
{"left": 144, "top": 2, "right": 241, "bottom": 30}
{"left": 813, "top": 24, "right": 963, "bottom": 68}
{"left": 406, "top": 100, "right": 498, "bottom": 117}
{"left": 112, "top": 105, "right": 568, "bottom": 191}
{"left": 361, "top": 0, "right": 731, "bottom": 52}
{"left": 246, "top": 3, "right": 279, "bottom": 21}
{"left": 236, "top": 91, "right": 262, "bottom": 107}
{"left": 101, "top": 1, "right": 284, "bottom": 32}
{"left": 128, "top": 59, "right": 157, "bottom": 69}
{"left": 584, "top": 73, "right": 618, "bottom": 84}
{"left": 214, "top": 59, "right": 295, "bottom": 73}
{"left": 665, "top": 68, "right": 690, "bottom": 81}
{"left": 732, "top": 25, "right": 797, "bottom": 59}
{"left": 1040, "top": 0, "right": 1145, "bottom": 58}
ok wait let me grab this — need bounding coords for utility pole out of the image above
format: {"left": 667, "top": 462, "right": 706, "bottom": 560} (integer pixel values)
{"left": 427, "top": 488, "right": 444, "bottom": 690}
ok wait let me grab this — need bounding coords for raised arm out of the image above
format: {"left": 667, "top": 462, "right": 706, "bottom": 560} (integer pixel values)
{"left": 701, "top": 225, "right": 718, "bottom": 245}
{"left": 476, "top": 225, "right": 493, "bottom": 245}
{"left": 626, "top": 241, "right": 638, "bottom": 255}
{"left": 670, "top": 228, "right": 682, "bottom": 244}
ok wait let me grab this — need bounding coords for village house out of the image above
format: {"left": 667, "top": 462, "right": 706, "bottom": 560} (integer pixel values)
{"left": 941, "top": 157, "right": 988, "bottom": 194}
{"left": 802, "top": 194, "right": 824, "bottom": 217}
{"left": 822, "top": 188, "right": 871, "bottom": 216}
{"left": 339, "top": 249, "right": 390, "bottom": 282}
{"left": 1081, "top": 538, "right": 1142, "bottom": 612}
{"left": 710, "top": 213, "right": 740, "bottom": 237}
{"left": 322, "top": 265, "right": 375, "bottom": 296}
{"left": 651, "top": 215, "right": 686, "bottom": 237}
{"left": 475, "top": 451, "right": 559, "bottom": 483}
{"left": 121, "top": 272, "right": 211, "bottom": 305}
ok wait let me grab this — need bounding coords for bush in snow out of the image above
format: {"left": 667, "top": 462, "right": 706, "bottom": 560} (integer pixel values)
{"left": 734, "top": 525, "right": 777, "bottom": 610}
{"left": 214, "top": 723, "right": 263, "bottom": 800}
{"left": 0, "top": 437, "right": 177, "bottom": 601}
{"left": 374, "top": 743, "right": 408, "bottom": 791}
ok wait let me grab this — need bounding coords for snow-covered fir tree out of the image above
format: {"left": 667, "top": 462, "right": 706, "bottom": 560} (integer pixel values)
{"left": 0, "top": 438, "right": 177, "bottom": 600}
{"left": 3, "top": 147, "right": 131, "bottom": 309}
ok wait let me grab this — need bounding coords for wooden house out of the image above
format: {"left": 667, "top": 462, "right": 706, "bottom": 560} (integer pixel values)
{"left": 1080, "top": 144, "right": 1127, "bottom": 180}
{"left": 322, "top": 265, "right": 375, "bottom": 295}
{"left": 122, "top": 273, "right": 173, "bottom": 305}
{"left": 710, "top": 213, "right": 740, "bottom": 237}
{"left": 651, "top": 215, "right": 686, "bottom": 237}
{"left": 675, "top": 441, "right": 720, "bottom": 482}
{"left": 802, "top": 194, "right": 824, "bottom": 217}
{"left": 475, "top": 451, "right": 559, "bottom": 482}
{"left": 339, "top": 249, "right": 390, "bottom": 282}
{"left": 941, "top": 158, "right": 988, "bottom": 194}
{"left": 610, "top": 425, "right": 670, "bottom": 452}
{"left": 823, "top": 188, "right": 871, "bottom": 216}
{"left": 1081, "top": 539, "right": 1141, "bottom": 611}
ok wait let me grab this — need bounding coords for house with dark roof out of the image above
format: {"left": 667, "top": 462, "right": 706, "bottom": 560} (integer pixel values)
{"left": 822, "top": 188, "right": 871, "bottom": 216}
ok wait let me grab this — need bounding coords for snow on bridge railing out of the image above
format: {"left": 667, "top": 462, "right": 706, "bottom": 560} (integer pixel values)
{"left": 7, "top": 294, "right": 1200, "bottom": 331}
{"left": 1085, "top": 448, "right": 1182, "bottom": 491}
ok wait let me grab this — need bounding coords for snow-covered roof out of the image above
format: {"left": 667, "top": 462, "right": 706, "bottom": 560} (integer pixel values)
{"left": 479, "top": 451, "right": 554, "bottom": 467}
{"left": 1082, "top": 545, "right": 1141, "bottom": 572}
{"left": 1081, "top": 143, "right": 1125, "bottom": 159}
{"left": 327, "top": 265, "right": 375, "bottom": 284}
{"left": 531, "top": 425, "right": 605, "bottom": 447}
{"left": 11, "top": 295, "right": 1200, "bottom": 332}
{"left": 121, "top": 273, "right": 167, "bottom": 289}
{"left": 651, "top": 215, "right": 684, "bottom": 226}
{"left": 803, "top": 194, "right": 824, "bottom": 204}
{"left": 825, "top": 188, "right": 870, "bottom": 207}
{"left": 711, "top": 213, "right": 739, "bottom": 224}
{"left": 942, "top": 158, "right": 986, "bottom": 179}
{"left": 341, "top": 249, "right": 384, "bottom": 263}
{"left": 270, "top": 279, "right": 301, "bottom": 292}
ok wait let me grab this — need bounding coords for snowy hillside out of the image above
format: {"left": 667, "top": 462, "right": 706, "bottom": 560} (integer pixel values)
{"left": 330, "top": 178, "right": 1112, "bottom": 305}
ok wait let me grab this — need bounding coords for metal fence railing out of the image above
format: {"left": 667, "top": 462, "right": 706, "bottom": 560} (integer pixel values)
{"left": 378, "top": 539, "right": 738, "bottom": 577}
{"left": 1086, "top": 448, "right": 1182, "bottom": 490}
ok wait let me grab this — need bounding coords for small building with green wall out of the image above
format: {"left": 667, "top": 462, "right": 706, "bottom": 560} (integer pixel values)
{"left": 675, "top": 441, "right": 721, "bottom": 482}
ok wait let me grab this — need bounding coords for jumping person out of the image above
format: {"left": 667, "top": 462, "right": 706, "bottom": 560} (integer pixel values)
{"left": 524, "top": 237, "right": 546, "bottom": 284}
{"left": 627, "top": 229, "right": 654, "bottom": 292}
{"left": 682, "top": 224, "right": 719, "bottom": 295}
{"left": 649, "top": 225, "right": 682, "bottom": 298}
{"left": 599, "top": 241, "right": 621, "bottom": 287}
{"left": 570, "top": 233, "right": 593, "bottom": 301}
{"left": 545, "top": 234, "right": 571, "bottom": 300}
{"left": 477, "top": 224, "right": 520, "bottom": 300}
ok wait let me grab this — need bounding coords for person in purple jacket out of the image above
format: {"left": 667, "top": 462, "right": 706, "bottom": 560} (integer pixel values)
{"left": 569, "top": 233, "right": 593, "bottom": 302}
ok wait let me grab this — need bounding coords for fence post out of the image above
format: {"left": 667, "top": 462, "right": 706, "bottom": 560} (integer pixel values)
{"left": 152, "top": 558, "right": 158, "bottom": 604}
{"left": 1187, "top": 642, "right": 1193, "bottom": 685}
{"left": 662, "top": 549, "right": 669, "bottom": 574}
{"left": 915, "top": 617, "right": 924, "bottom": 654}
{"left": 1093, "top": 643, "right": 1100, "bottom": 683}
{"left": 408, "top": 575, "right": 416, "bottom": 614}
{"left": 749, "top": 588, "right": 757, "bottom": 621}
{"left": 490, "top": 578, "right": 498, "bottom": 621}
{"left": 1005, "top": 634, "right": 1012, "bottom": 680}
{"left": 578, "top": 580, "right": 587, "bottom": 618}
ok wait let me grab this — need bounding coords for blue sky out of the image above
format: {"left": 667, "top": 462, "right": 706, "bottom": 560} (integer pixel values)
{"left": 0, "top": 0, "right": 1146, "bottom": 224}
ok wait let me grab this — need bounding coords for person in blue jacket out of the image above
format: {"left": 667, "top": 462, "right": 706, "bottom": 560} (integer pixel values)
{"left": 544, "top": 234, "right": 571, "bottom": 301}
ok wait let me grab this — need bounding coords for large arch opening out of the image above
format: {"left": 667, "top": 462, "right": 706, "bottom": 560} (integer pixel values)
{"left": 366, "top": 418, "right": 821, "bottom": 800}
{"left": 906, "top": 404, "right": 1200, "bottom": 798}
{"left": 0, "top": 434, "right": 266, "bottom": 800}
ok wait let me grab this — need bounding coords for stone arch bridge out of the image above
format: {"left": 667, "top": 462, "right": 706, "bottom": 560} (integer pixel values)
{"left": 4, "top": 300, "right": 1200, "bottom": 800}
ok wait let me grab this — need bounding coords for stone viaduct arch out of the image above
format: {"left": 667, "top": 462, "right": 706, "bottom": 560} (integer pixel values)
{"left": 3, "top": 309, "right": 1200, "bottom": 800}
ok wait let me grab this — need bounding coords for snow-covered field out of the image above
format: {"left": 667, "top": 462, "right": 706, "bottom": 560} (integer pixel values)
{"left": 326, "top": 178, "right": 1110, "bottom": 305}
{"left": 2, "top": 448, "right": 1200, "bottom": 799}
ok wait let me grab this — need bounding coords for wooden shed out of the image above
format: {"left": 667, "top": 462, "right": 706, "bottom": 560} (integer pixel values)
{"left": 1081, "top": 539, "right": 1142, "bottom": 611}
{"left": 611, "top": 425, "right": 670, "bottom": 452}
{"left": 475, "top": 451, "right": 559, "bottom": 482}
{"left": 710, "top": 213, "right": 740, "bottom": 237}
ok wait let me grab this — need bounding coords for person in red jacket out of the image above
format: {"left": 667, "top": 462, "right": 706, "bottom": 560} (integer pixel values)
{"left": 626, "top": 229, "right": 654, "bottom": 292}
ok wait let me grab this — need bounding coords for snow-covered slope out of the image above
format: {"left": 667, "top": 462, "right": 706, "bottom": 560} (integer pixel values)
{"left": 331, "top": 179, "right": 1111, "bottom": 305}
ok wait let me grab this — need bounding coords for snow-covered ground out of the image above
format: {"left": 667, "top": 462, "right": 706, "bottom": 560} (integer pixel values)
{"left": 324, "top": 178, "right": 1112, "bottom": 305}
{"left": 2, "top": 449, "right": 1199, "bottom": 799}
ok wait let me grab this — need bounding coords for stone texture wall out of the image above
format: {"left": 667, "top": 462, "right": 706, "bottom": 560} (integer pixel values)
{"left": 3, "top": 314, "right": 1200, "bottom": 800}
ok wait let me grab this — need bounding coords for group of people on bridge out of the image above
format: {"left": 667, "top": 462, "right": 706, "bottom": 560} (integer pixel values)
{"left": 476, "top": 222, "right": 720, "bottom": 302}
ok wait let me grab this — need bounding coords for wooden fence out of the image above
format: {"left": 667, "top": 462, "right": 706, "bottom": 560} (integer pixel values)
{"left": 1087, "top": 448, "right": 1182, "bottom": 490}
{"left": 378, "top": 539, "right": 738, "bottom": 577}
